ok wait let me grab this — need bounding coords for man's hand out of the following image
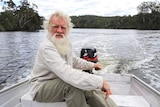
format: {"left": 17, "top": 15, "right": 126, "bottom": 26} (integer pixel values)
{"left": 101, "top": 80, "right": 112, "bottom": 99}
{"left": 93, "top": 63, "right": 102, "bottom": 70}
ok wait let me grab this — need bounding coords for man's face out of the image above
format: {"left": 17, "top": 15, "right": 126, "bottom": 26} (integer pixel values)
{"left": 50, "top": 16, "right": 67, "bottom": 38}
{"left": 49, "top": 16, "right": 70, "bottom": 56}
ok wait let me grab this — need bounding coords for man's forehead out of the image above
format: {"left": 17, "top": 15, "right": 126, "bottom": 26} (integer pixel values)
{"left": 51, "top": 16, "right": 67, "bottom": 23}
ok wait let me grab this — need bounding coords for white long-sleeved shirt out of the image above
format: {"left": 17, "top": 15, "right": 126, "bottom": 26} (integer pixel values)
{"left": 29, "top": 37, "right": 103, "bottom": 99}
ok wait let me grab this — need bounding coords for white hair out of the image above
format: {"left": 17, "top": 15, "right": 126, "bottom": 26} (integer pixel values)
{"left": 42, "top": 10, "right": 74, "bottom": 35}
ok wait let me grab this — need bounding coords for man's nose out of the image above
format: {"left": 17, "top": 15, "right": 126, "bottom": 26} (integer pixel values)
{"left": 57, "top": 26, "right": 63, "bottom": 32}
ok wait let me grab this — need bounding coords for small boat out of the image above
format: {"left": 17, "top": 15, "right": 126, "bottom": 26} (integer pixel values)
{"left": 0, "top": 73, "right": 160, "bottom": 107}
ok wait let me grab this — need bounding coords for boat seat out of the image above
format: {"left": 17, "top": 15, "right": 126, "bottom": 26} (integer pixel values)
{"left": 107, "top": 95, "right": 150, "bottom": 107}
{"left": 21, "top": 92, "right": 66, "bottom": 107}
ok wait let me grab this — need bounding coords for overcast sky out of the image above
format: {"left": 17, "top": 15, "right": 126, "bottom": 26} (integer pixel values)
{"left": 0, "top": 0, "right": 160, "bottom": 18}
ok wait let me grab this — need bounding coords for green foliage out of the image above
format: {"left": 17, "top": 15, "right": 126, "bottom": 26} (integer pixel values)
{"left": 71, "top": 1, "right": 160, "bottom": 30}
{"left": 0, "top": 0, "right": 44, "bottom": 31}
{"left": 136, "top": 1, "right": 160, "bottom": 30}
{"left": 71, "top": 12, "right": 160, "bottom": 30}
{"left": 137, "top": 1, "right": 160, "bottom": 14}
{"left": 136, "top": 12, "right": 160, "bottom": 30}
{"left": 71, "top": 15, "right": 138, "bottom": 29}
{"left": 71, "top": 15, "right": 108, "bottom": 28}
{"left": 0, "top": 1, "right": 160, "bottom": 31}
{"left": 0, "top": 11, "right": 18, "bottom": 31}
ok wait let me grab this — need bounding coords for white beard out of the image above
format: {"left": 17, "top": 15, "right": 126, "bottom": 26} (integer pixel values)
{"left": 48, "top": 33, "right": 70, "bottom": 56}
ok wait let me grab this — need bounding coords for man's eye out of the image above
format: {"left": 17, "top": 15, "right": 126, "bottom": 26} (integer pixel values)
{"left": 52, "top": 26, "right": 59, "bottom": 29}
{"left": 52, "top": 25, "right": 66, "bottom": 30}
{"left": 61, "top": 26, "right": 66, "bottom": 29}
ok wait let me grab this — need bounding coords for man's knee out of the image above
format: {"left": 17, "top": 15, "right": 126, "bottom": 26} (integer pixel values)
{"left": 64, "top": 84, "right": 84, "bottom": 98}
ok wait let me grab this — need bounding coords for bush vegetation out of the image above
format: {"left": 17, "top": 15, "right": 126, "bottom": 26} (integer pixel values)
{"left": 0, "top": 0, "right": 160, "bottom": 31}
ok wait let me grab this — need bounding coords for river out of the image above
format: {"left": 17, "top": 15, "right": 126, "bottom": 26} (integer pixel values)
{"left": 0, "top": 29, "right": 160, "bottom": 92}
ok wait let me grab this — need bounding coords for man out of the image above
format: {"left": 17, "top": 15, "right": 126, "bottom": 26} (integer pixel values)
{"left": 29, "top": 10, "right": 112, "bottom": 107}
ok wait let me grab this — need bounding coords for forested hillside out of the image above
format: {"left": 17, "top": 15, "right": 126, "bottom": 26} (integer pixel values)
{"left": 71, "top": 1, "right": 160, "bottom": 30}
{"left": 0, "top": 0, "right": 160, "bottom": 31}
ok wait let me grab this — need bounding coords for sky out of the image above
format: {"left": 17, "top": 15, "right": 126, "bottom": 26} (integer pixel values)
{"left": 0, "top": 0, "right": 160, "bottom": 19}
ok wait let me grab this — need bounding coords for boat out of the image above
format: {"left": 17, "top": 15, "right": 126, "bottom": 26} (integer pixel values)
{"left": 0, "top": 73, "right": 160, "bottom": 107}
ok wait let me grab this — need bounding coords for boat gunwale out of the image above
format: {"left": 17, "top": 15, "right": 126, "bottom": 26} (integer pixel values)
{"left": 0, "top": 79, "right": 29, "bottom": 95}
{"left": 129, "top": 74, "right": 160, "bottom": 97}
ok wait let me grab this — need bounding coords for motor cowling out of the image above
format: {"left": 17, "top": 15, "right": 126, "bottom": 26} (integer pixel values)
{"left": 80, "top": 48, "right": 98, "bottom": 73}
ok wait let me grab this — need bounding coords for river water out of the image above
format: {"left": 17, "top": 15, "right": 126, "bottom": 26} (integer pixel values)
{"left": 0, "top": 29, "right": 160, "bottom": 92}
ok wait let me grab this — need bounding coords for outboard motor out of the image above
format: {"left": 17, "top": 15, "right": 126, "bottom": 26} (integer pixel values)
{"left": 80, "top": 48, "right": 98, "bottom": 74}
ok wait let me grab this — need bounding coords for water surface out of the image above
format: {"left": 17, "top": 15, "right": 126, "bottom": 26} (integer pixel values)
{"left": 0, "top": 29, "right": 160, "bottom": 91}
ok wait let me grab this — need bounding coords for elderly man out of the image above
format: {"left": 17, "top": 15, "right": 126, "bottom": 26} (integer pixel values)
{"left": 29, "top": 10, "right": 111, "bottom": 107}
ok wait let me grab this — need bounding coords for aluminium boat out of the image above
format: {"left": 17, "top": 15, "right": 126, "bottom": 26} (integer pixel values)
{"left": 0, "top": 73, "right": 160, "bottom": 107}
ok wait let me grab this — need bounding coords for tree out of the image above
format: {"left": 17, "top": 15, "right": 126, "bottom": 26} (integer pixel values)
{"left": 1, "top": 0, "right": 16, "bottom": 11}
{"left": 0, "top": 11, "right": 18, "bottom": 31}
{"left": 136, "top": 1, "right": 160, "bottom": 30}
{"left": 0, "top": 0, "right": 44, "bottom": 31}
{"left": 137, "top": 1, "right": 160, "bottom": 13}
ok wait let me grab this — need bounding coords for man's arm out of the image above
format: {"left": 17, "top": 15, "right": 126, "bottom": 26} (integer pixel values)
{"left": 72, "top": 54, "right": 95, "bottom": 70}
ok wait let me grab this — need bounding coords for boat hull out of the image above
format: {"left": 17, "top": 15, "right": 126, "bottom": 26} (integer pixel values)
{"left": 0, "top": 74, "right": 160, "bottom": 107}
